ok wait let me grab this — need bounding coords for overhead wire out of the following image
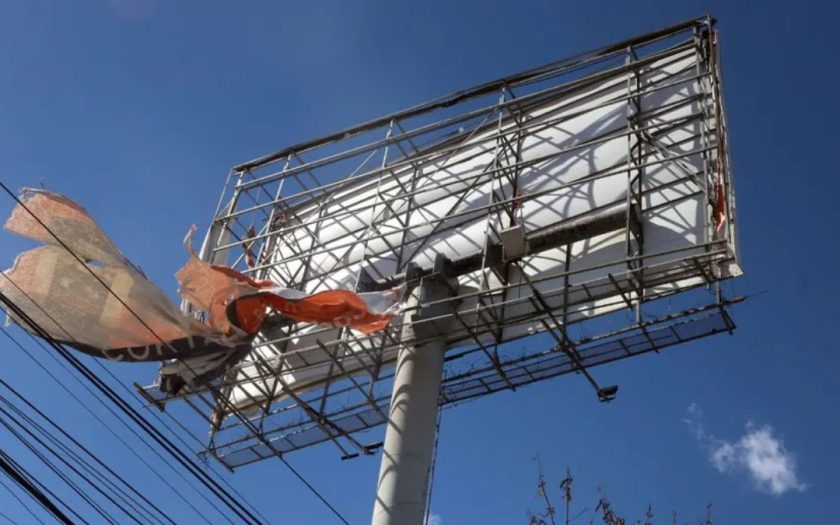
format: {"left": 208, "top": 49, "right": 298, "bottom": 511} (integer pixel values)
{"left": 83, "top": 353, "right": 270, "bottom": 524}
{"left": 0, "top": 416, "right": 150, "bottom": 525}
{"left": 0, "top": 268, "right": 266, "bottom": 524}
{"left": 0, "top": 412, "right": 120, "bottom": 525}
{"left": 0, "top": 204, "right": 257, "bottom": 523}
{"left": 0, "top": 448, "right": 76, "bottom": 525}
{"left": 0, "top": 447, "right": 92, "bottom": 525}
{"left": 1, "top": 306, "right": 235, "bottom": 523}
{"left": 0, "top": 407, "right": 133, "bottom": 525}
{"left": 423, "top": 400, "right": 443, "bottom": 525}
{"left": 0, "top": 322, "right": 226, "bottom": 525}
{"left": 0, "top": 294, "right": 255, "bottom": 525}
{"left": 0, "top": 473, "right": 48, "bottom": 525}
{"left": 2, "top": 286, "right": 344, "bottom": 525}
{"left": 0, "top": 180, "right": 351, "bottom": 525}
{"left": 0, "top": 382, "right": 168, "bottom": 525}
{"left": 0, "top": 378, "right": 170, "bottom": 524}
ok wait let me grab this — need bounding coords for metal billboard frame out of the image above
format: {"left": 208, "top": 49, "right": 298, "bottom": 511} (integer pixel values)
{"left": 140, "top": 15, "right": 741, "bottom": 472}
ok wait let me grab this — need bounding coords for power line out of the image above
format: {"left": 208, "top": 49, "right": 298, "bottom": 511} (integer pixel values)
{"left": 0, "top": 181, "right": 351, "bottom": 525}
{"left": 0, "top": 396, "right": 152, "bottom": 525}
{"left": 0, "top": 447, "right": 90, "bottom": 524}
{"left": 0, "top": 269, "right": 267, "bottom": 524}
{"left": 0, "top": 474, "right": 48, "bottom": 525}
{"left": 0, "top": 412, "right": 120, "bottom": 525}
{"left": 0, "top": 183, "right": 263, "bottom": 524}
{"left": 0, "top": 382, "right": 170, "bottom": 525}
{"left": 0, "top": 292, "right": 261, "bottom": 525}
{"left": 0, "top": 272, "right": 234, "bottom": 523}
{"left": 424, "top": 401, "right": 443, "bottom": 525}
{"left": 0, "top": 322, "right": 227, "bottom": 525}
{"left": 0, "top": 379, "right": 170, "bottom": 523}
{"left": 0, "top": 448, "right": 75, "bottom": 525}
{"left": 0, "top": 407, "right": 130, "bottom": 524}
{"left": 6, "top": 316, "right": 349, "bottom": 524}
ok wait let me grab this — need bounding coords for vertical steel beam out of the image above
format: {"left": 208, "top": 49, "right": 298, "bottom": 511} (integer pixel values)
{"left": 372, "top": 274, "right": 455, "bottom": 525}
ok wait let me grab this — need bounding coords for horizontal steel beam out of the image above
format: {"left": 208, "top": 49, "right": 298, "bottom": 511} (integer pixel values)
{"left": 374, "top": 204, "right": 637, "bottom": 289}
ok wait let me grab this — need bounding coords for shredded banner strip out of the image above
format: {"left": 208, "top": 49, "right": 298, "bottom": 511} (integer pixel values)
{"left": 0, "top": 189, "right": 404, "bottom": 392}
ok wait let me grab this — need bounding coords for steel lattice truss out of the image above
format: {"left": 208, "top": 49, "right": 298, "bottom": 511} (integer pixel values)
{"left": 141, "top": 16, "right": 742, "bottom": 469}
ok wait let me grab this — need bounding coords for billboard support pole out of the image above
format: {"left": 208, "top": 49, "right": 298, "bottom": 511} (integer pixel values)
{"left": 372, "top": 266, "right": 456, "bottom": 525}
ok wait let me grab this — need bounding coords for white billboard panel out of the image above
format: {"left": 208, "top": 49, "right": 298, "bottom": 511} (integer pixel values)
{"left": 212, "top": 40, "right": 741, "bottom": 416}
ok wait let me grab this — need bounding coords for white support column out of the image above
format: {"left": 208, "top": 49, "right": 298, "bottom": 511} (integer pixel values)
{"left": 372, "top": 275, "right": 454, "bottom": 525}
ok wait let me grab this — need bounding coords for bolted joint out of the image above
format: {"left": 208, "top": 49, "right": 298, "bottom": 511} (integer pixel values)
{"left": 406, "top": 255, "right": 459, "bottom": 341}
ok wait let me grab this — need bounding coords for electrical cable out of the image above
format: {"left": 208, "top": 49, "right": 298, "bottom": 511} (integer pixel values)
{"left": 0, "top": 379, "right": 171, "bottom": 524}
{"left": 0, "top": 272, "right": 233, "bottom": 523}
{"left": 0, "top": 408, "right": 135, "bottom": 525}
{"left": 0, "top": 322, "right": 227, "bottom": 525}
{"left": 0, "top": 448, "right": 76, "bottom": 525}
{"left": 0, "top": 474, "right": 48, "bottom": 525}
{"left": 0, "top": 447, "right": 91, "bottom": 525}
{"left": 0, "top": 293, "right": 258, "bottom": 525}
{"left": 84, "top": 356, "right": 270, "bottom": 524}
{"left": 0, "top": 181, "right": 351, "bottom": 525}
{"left": 0, "top": 413, "right": 119, "bottom": 525}
{"left": 0, "top": 269, "right": 266, "bottom": 524}
{"left": 423, "top": 397, "right": 443, "bottom": 525}
{"left": 0, "top": 196, "right": 257, "bottom": 525}
{"left": 0, "top": 389, "right": 164, "bottom": 525}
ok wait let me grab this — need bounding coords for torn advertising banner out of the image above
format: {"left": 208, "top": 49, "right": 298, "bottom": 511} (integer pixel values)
{"left": 0, "top": 189, "right": 404, "bottom": 393}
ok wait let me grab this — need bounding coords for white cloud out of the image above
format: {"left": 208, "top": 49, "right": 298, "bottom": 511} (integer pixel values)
{"left": 427, "top": 513, "right": 442, "bottom": 525}
{"left": 710, "top": 424, "right": 806, "bottom": 495}
{"left": 684, "top": 404, "right": 806, "bottom": 496}
{"left": 684, "top": 402, "right": 707, "bottom": 440}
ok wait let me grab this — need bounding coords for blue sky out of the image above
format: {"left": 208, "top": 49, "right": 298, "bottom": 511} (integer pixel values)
{"left": 1, "top": 1, "right": 839, "bottom": 523}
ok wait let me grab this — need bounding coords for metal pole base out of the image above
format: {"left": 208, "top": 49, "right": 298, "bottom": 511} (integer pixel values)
{"left": 371, "top": 276, "right": 454, "bottom": 525}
